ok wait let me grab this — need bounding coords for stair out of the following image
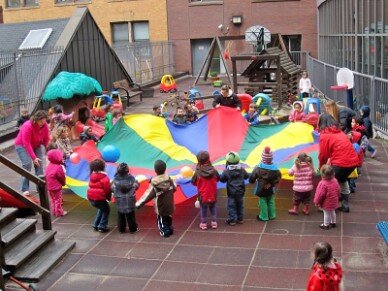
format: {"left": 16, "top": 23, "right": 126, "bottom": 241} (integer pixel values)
{"left": 0, "top": 208, "right": 75, "bottom": 282}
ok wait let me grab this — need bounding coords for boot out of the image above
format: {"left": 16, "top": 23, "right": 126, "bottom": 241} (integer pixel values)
{"left": 338, "top": 194, "right": 350, "bottom": 213}
{"left": 303, "top": 204, "right": 310, "bottom": 215}
{"left": 288, "top": 205, "right": 299, "bottom": 215}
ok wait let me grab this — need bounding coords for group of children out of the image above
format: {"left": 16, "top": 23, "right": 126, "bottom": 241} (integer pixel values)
{"left": 153, "top": 102, "right": 199, "bottom": 125}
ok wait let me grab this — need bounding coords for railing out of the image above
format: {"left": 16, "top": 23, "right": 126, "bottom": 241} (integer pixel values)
{"left": 302, "top": 54, "right": 388, "bottom": 135}
{"left": 289, "top": 51, "right": 310, "bottom": 70}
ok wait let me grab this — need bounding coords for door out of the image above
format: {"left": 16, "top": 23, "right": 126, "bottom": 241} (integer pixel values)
{"left": 192, "top": 39, "right": 212, "bottom": 76}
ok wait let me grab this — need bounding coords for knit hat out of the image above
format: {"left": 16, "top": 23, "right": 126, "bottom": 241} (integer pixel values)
{"left": 83, "top": 126, "right": 91, "bottom": 133}
{"left": 225, "top": 151, "right": 240, "bottom": 164}
{"left": 197, "top": 151, "right": 210, "bottom": 164}
{"left": 261, "top": 146, "right": 273, "bottom": 165}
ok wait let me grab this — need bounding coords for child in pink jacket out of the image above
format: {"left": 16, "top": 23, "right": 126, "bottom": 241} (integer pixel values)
{"left": 289, "top": 101, "right": 305, "bottom": 122}
{"left": 288, "top": 152, "right": 315, "bottom": 215}
{"left": 314, "top": 164, "right": 340, "bottom": 230}
{"left": 46, "top": 149, "right": 67, "bottom": 217}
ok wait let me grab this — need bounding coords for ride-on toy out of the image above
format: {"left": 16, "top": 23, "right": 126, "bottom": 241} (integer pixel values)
{"left": 91, "top": 92, "right": 123, "bottom": 121}
{"left": 160, "top": 74, "right": 177, "bottom": 93}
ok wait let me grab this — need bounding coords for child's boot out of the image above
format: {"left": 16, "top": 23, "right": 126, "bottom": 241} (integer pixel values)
{"left": 302, "top": 204, "right": 310, "bottom": 215}
{"left": 288, "top": 205, "right": 299, "bottom": 215}
{"left": 199, "top": 222, "right": 207, "bottom": 230}
{"left": 211, "top": 221, "right": 218, "bottom": 229}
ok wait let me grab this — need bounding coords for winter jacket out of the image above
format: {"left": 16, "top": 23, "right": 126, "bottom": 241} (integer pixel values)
{"left": 306, "top": 262, "right": 342, "bottom": 291}
{"left": 87, "top": 172, "right": 112, "bottom": 201}
{"left": 338, "top": 106, "right": 356, "bottom": 133}
{"left": 313, "top": 178, "right": 340, "bottom": 211}
{"left": 219, "top": 164, "right": 249, "bottom": 197}
{"left": 288, "top": 101, "right": 305, "bottom": 122}
{"left": 105, "top": 112, "right": 113, "bottom": 132}
{"left": 244, "top": 112, "right": 259, "bottom": 125}
{"left": 172, "top": 114, "right": 187, "bottom": 124}
{"left": 212, "top": 92, "right": 242, "bottom": 109}
{"left": 186, "top": 111, "right": 198, "bottom": 123}
{"left": 113, "top": 173, "right": 139, "bottom": 213}
{"left": 14, "top": 120, "right": 50, "bottom": 160}
{"left": 52, "top": 112, "right": 74, "bottom": 126}
{"left": 352, "top": 142, "right": 364, "bottom": 167}
{"left": 318, "top": 126, "right": 359, "bottom": 169}
{"left": 45, "top": 149, "right": 66, "bottom": 191}
{"left": 288, "top": 162, "right": 314, "bottom": 192}
{"left": 192, "top": 163, "right": 220, "bottom": 203}
{"left": 136, "top": 174, "right": 176, "bottom": 216}
{"left": 56, "top": 137, "right": 72, "bottom": 158}
{"left": 360, "top": 105, "right": 373, "bottom": 138}
{"left": 17, "top": 115, "right": 30, "bottom": 128}
{"left": 80, "top": 132, "right": 99, "bottom": 144}
{"left": 249, "top": 163, "right": 281, "bottom": 197}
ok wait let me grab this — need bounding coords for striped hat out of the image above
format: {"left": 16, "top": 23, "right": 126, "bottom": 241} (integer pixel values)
{"left": 262, "top": 146, "right": 273, "bottom": 165}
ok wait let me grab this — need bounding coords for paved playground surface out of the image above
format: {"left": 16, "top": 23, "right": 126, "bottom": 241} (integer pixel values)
{"left": 3, "top": 77, "right": 388, "bottom": 290}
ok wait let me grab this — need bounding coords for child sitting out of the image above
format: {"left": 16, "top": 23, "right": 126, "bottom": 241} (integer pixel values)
{"left": 288, "top": 152, "right": 315, "bottom": 215}
{"left": 17, "top": 108, "right": 30, "bottom": 129}
{"left": 249, "top": 146, "right": 281, "bottom": 221}
{"left": 46, "top": 149, "right": 67, "bottom": 217}
{"left": 314, "top": 164, "right": 340, "bottom": 230}
{"left": 244, "top": 104, "right": 259, "bottom": 126}
{"left": 112, "top": 109, "right": 123, "bottom": 125}
{"left": 112, "top": 163, "right": 139, "bottom": 233}
{"left": 220, "top": 151, "right": 249, "bottom": 225}
{"left": 306, "top": 242, "right": 342, "bottom": 291}
{"left": 136, "top": 160, "right": 176, "bottom": 237}
{"left": 87, "top": 159, "right": 112, "bottom": 233}
{"left": 55, "top": 126, "right": 73, "bottom": 159}
{"left": 153, "top": 105, "right": 163, "bottom": 117}
{"left": 185, "top": 103, "right": 199, "bottom": 123}
{"left": 172, "top": 106, "right": 187, "bottom": 124}
{"left": 80, "top": 126, "right": 99, "bottom": 144}
{"left": 51, "top": 104, "right": 74, "bottom": 130}
{"left": 289, "top": 101, "right": 305, "bottom": 122}
{"left": 192, "top": 151, "right": 220, "bottom": 230}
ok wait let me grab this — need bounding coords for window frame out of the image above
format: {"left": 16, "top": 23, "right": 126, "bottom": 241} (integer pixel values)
{"left": 6, "top": 0, "right": 39, "bottom": 8}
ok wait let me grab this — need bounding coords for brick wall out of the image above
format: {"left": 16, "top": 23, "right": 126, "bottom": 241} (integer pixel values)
{"left": 2, "top": 0, "right": 168, "bottom": 43}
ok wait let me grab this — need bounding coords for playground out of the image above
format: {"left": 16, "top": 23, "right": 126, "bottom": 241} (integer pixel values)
{"left": 1, "top": 76, "right": 388, "bottom": 290}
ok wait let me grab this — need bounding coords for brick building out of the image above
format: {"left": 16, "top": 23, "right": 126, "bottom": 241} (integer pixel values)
{"left": 167, "top": 0, "right": 318, "bottom": 75}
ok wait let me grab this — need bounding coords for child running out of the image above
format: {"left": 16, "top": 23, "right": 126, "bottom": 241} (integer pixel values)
{"left": 87, "top": 159, "right": 112, "bottom": 233}
{"left": 191, "top": 151, "right": 220, "bottom": 230}
{"left": 288, "top": 152, "right": 315, "bottom": 215}
{"left": 45, "top": 149, "right": 67, "bottom": 217}
{"left": 136, "top": 160, "right": 176, "bottom": 237}
{"left": 220, "top": 151, "right": 249, "bottom": 225}
{"left": 314, "top": 164, "right": 340, "bottom": 230}
{"left": 249, "top": 147, "right": 281, "bottom": 221}
{"left": 306, "top": 242, "right": 342, "bottom": 291}
{"left": 112, "top": 163, "right": 139, "bottom": 233}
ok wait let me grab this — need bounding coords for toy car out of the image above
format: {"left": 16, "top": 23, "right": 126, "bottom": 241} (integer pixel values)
{"left": 160, "top": 74, "right": 177, "bottom": 93}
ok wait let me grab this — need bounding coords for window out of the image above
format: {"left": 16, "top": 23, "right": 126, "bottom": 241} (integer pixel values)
{"left": 132, "top": 22, "right": 149, "bottom": 42}
{"left": 111, "top": 22, "right": 129, "bottom": 46}
{"left": 55, "top": 0, "right": 89, "bottom": 4}
{"left": 6, "top": 0, "right": 38, "bottom": 8}
{"left": 19, "top": 28, "right": 52, "bottom": 50}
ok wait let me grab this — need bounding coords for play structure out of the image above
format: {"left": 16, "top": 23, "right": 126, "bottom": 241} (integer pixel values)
{"left": 64, "top": 107, "right": 319, "bottom": 202}
{"left": 90, "top": 91, "right": 124, "bottom": 121}
{"left": 330, "top": 67, "right": 355, "bottom": 109}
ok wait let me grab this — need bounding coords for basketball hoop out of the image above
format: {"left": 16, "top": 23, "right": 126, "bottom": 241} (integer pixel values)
{"left": 330, "top": 84, "right": 348, "bottom": 91}
{"left": 331, "top": 68, "right": 355, "bottom": 109}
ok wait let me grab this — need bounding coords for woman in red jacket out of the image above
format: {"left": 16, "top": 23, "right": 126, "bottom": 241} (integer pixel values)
{"left": 318, "top": 114, "right": 359, "bottom": 212}
{"left": 14, "top": 110, "right": 50, "bottom": 195}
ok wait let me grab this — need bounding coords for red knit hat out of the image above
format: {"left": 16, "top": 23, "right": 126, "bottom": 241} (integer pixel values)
{"left": 262, "top": 146, "right": 273, "bottom": 165}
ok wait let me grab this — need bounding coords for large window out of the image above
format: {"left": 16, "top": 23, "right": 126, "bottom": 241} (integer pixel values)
{"left": 132, "top": 22, "right": 149, "bottom": 42}
{"left": 111, "top": 22, "right": 129, "bottom": 46}
{"left": 6, "top": 0, "right": 38, "bottom": 8}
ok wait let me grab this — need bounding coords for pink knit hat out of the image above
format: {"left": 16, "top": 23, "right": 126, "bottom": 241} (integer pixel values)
{"left": 262, "top": 146, "right": 273, "bottom": 165}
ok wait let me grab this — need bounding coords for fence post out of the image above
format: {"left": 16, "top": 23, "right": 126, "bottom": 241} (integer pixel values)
{"left": 0, "top": 231, "right": 5, "bottom": 290}
{"left": 370, "top": 76, "right": 376, "bottom": 124}
{"left": 38, "top": 175, "right": 52, "bottom": 230}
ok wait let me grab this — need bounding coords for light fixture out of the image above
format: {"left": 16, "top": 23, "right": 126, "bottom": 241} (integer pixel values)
{"left": 232, "top": 15, "right": 243, "bottom": 25}
{"left": 218, "top": 24, "right": 229, "bottom": 35}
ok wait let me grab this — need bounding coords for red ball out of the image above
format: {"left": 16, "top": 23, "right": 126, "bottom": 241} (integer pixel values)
{"left": 69, "top": 152, "right": 81, "bottom": 164}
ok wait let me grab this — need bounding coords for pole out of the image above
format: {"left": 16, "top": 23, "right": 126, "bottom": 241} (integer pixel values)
{"left": 346, "top": 89, "right": 354, "bottom": 110}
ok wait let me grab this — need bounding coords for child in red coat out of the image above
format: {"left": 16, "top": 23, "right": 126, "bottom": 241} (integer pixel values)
{"left": 307, "top": 241, "right": 342, "bottom": 291}
{"left": 45, "top": 149, "right": 66, "bottom": 217}
{"left": 314, "top": 165, "right": 340, "bottom": 230}
{"left": 87, "top": 159, "right": 112, "bottom": 233}
{"left": 191, "top": 151, "right": 220, "bottom": 230}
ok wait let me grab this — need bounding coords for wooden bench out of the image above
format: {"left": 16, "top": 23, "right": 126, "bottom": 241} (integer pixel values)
{"left": 113, "top": 80, "right": 143, "bottom": 104}
{"left": 377, "top": 221, "right": 388, "bottom": 244}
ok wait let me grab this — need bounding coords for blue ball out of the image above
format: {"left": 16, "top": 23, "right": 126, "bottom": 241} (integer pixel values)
{"left": 101, "top": 145, "right": 120, "bottom": 163}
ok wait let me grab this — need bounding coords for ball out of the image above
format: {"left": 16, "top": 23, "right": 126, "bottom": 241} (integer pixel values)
{"left": 69, "top": 152, "right": 81, "bottom": 164}
{"left": 101, "top": 145, "right": 120, "bottom": 163}
{"left": 135, "top": 175, "right": 147, "bottom": 183}
{"left": 180, "top": 166, "right": 194, "bottom": 178}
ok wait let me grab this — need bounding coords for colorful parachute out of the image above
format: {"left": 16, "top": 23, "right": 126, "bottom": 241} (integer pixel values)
{"left": 65, "top": 107, "right": 318, "bottom": 204}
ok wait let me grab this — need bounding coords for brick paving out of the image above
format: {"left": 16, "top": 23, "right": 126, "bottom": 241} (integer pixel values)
{"left": 2, "top": 77, "right": 388, "bottom": 290}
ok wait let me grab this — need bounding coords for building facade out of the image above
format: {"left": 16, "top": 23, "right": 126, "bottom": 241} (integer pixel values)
{"left": 318, "top": 0, "right": 388, "bottom": 79}
{"left": 167, "top": 0, "right": 317, "bottom": 75}
{"left": 2, "top": 0, "right": 168, "bottom": 44}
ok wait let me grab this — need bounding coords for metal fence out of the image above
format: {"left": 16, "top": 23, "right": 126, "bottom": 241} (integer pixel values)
{"left": 113, "top": 41, "right": 174, "bottom": 85}
{"left": 305, "top": 55, "right": 388, "bottom": 135}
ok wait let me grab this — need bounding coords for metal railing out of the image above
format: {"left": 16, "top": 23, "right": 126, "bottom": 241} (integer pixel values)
{"left": 305, "top": 54, "right": 388, "bottom": 134}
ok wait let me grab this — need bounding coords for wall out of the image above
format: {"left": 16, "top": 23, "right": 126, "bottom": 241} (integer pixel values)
{"left": 167, "top": 0, "right": 317, "bottom": 73}
{"left": 2, "top": 0, "right": 168, "bottom": 42}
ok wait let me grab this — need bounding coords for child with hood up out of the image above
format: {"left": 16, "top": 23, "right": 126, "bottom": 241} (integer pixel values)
{"left": 136, "top": 160, "right": 176, "bottom": 237}
{"left": 191, "top": 151, "right": 220, "bottom": 230}
{"left": 289, "top": 101, "right": 305, "bottom": 122}
{"left": 45, "top": 149, "right": 67, "bottom": 217}
{"left": 360, "top": 105, "right": 377, "bottom": 157}
{"left": 249, "top": 147, "right": 281, "bottom": 221}
{"left": 220, "top": 151, "right": 249, "bottom": 225}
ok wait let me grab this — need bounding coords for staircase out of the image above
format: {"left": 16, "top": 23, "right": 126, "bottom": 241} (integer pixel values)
{"left": 0, "top": 208, "right": 75, "bottom": 282}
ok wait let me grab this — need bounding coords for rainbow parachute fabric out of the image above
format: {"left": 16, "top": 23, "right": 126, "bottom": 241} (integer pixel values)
{"left": 65, "top": 107, "right": 319, "bottom": 204}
